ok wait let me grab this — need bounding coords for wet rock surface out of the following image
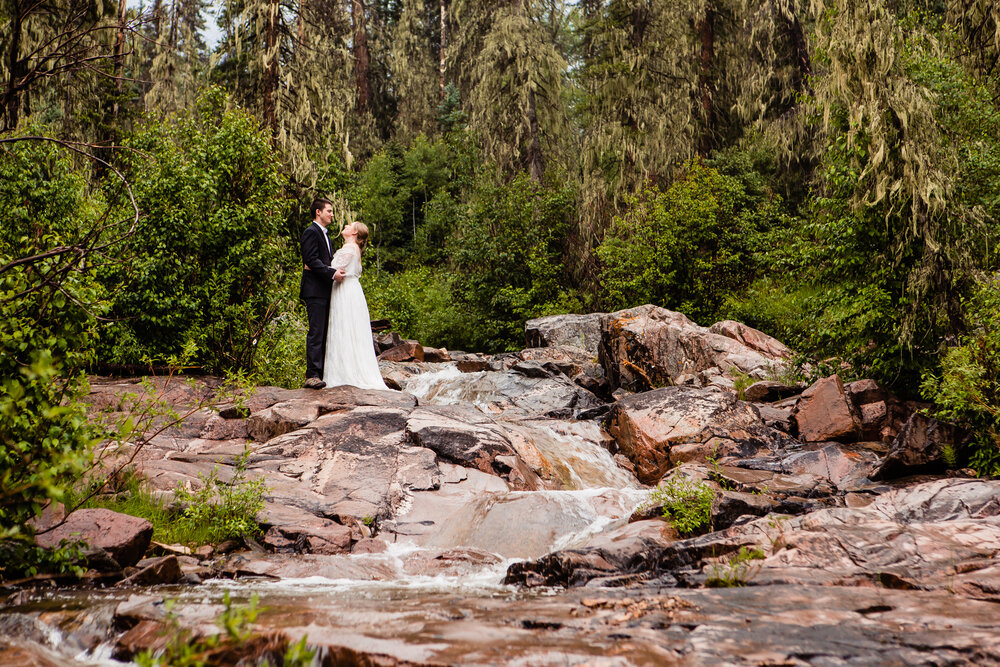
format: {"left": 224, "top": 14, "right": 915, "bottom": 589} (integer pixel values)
{"left": 5, "top": 308, "right": 999, "bottom": 665}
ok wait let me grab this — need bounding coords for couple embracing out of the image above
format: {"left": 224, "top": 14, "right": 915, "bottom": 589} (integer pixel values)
{"left": 299, "top": 198, "right": 388, "bottom": 391}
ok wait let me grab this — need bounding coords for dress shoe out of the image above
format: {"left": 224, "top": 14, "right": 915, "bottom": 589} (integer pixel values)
{"left": 303, "top": 377, "right": 326, "bottom": 389}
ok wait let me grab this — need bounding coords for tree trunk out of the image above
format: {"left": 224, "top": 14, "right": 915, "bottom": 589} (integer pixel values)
{"left": 3, "top": 0, "right": 25, "bottom": 130}
{"left": 113, "top": 0, "right": 127, "bottom": 123}
{"left": 697, "top": 8, "right": 714, "bottom": 157}
{"left": 352, "top": 0, "right": 371, "bottom": 113}
{"left": 439, "top": 0, "right": 446, "bottom": 98}
{"left": 526, "top": 87, "right": 543, "bottom": 182}
{"left": 297, "top": 0, "right": 306, "bottom": 47}
{"left": 263, "top": 0, "right": 280, "bottom": 133}
{"left": 784, "top": 13, "right": 812, "bottom": 94}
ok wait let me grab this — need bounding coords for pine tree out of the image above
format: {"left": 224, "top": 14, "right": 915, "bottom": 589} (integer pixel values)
{"left": 390, "top": 0, "right": 439, "bottom": 141}
{"left": 143, "top": 0, "right": 209, "bottom": 114}
{"left": 449, "top": 0, "right": 569, "bottom": 181}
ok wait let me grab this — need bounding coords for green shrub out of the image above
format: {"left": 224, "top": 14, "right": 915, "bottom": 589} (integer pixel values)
{"left": 0, "top": 136, "right": 105, "bottom": 565}
{"left": 85, "top": 451, "right": 266, "bottom": 547}
{"left": 135, "top": 592, "right": 314, "bottom": 667}
{"left": 649, "top": 475, "right": 715, "bottom": 536}
{"left": 173, "top": 451, "right": 267, "bottom": 545}
{"left": 597, "top": 158, "right": 784, "bottom": 323}
{"left": 706, "top": 545, "right": 765, "bottom": 587}
{"left": 102, "top": 87, "right": 293, "bottom": 374}
{"left": 363, "top": 265, "right": 474, "bottom": 351}
{"left": 449, "top": 172, "right": 583, "bottom": 352}
{"left": 922, "top": 280, "right": 1000, "bottom": 477}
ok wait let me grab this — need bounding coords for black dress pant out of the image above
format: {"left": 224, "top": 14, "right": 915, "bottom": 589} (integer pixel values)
{"left": 303, "top": 297, "right": 330, "bottom": 379}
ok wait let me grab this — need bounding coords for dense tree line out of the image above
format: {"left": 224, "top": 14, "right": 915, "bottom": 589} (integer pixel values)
{"left": 2, "top": 0, "right": 1000, "bottom": 550}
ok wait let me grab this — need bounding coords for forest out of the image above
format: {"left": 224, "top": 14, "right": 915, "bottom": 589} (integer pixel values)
{"left": 2, "top": 0, "right": 1000, "bottom": 559}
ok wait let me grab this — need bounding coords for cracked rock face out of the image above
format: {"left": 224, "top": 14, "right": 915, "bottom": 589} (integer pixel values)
{"left": 18, "top": 322, "right": 1000, "bottom": 666}
{"left": 506, "top": 478, "right": 1000, "bottom": 603}
{"left": 599, "top": 305, "right": 790, "bottom": 392}
{"left": 606, "top": 386, "right": 785, "bottom": 484}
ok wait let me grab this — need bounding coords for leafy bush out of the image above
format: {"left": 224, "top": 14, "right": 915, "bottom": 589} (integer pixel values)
{"left": 173, "top": 451, "right": 267, "bottom": 545}
{"left": 706, "top": 545, "right": 765, "bottom": 587}
{"left": 449, "top": 172, "right": 583, "bottom": 352}
{"left": 0, "top": 136, "right": 104, "bottom": 556}
{"left": 363, "top": 265, "right": 475, "bottom": 351}
{"left": 597, "top": 158, "right": 784, "bottom": 323}
{"left": 102, "top": 87, "right": 293, "bottom": 374}
{"left": 922, "top": 280, "right": 1000, "bottom": 477}
{"left": 85, "top": 450, "right": 266, "bottom": 547}
{"left": 649, "top": 475, "right": 715, "bottom": 536}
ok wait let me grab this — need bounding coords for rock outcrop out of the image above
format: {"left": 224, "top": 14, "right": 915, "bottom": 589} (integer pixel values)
{"left": 33, "top": 508, "right": 153, "bottom": 568}
{"left": 598, "top": 305, "right": 790, "bottom": 392}
{"left": 605, "top": 386, "right": 787, "bottom": 484}
{"left": 14, "top": 309, "right": 998, "bottom": 667}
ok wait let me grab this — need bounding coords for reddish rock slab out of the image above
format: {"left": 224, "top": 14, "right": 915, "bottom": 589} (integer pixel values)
{"left": 34, "top": 508, "right": 152, "bottom": 568}
{"left": 260, "top": 503, "right": 354, "bottom": 554}
{"left": 605, "top": 387, "right": 777, "bottom": 485}
{"left": 708, "top": 320, "right": 793, "bottom": 360}
{"left": 422, "top": 347, "right": 451, "bottom": 363}
{"left": 874, "top": 413, "right": 969, "bottom": 479}
{"left": 118, "top": 555, "right": 182, "bottom": 587}
{"left": 790, "top": 375, "right": 862, "bottom": 443}
{"left": 599, "top": 305, "right": 790, "bottom": 392}
{"left": 404, "top": 404, "right": 538, "bottom": 489}
{"left": 378, "top": 341, "right": 425, "bottom": 362}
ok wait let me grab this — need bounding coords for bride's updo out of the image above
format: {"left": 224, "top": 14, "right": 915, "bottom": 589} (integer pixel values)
{"left": 354, "top": 222, "right": 370, "bottom": 253}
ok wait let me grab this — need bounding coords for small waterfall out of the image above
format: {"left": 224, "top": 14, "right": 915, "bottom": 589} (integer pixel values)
{"left": 420, "top": 487, "right": 648, "bottom": 559}
{"left": 398, "top": 360, "right": 647, "bottom": 559}
{"left": 404, "top": 367, "right": 513, "bottom": 414}
{"left": 499, "top": 418, "right": 640, "bottom": 490}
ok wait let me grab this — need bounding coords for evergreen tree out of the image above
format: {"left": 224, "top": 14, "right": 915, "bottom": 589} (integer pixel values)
{"left": 390, "top": 0, "right": 440, "bottom": 141}
{"left": 143, "top": 0, "right": 210, "bottom": 115}
{"left": 450, "top": 0, "right": 569, "bottom": 182}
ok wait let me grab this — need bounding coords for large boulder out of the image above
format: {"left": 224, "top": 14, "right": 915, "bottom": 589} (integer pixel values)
{"left": 404, "top": 404, "right": 538, "bottom": 489}
{"left": 708, "top": 320, "right": 793, "bottom": 360}
{"left": 599, "top": 305, "right": 790, "bottom": 392}
{"left": 874, "top": 413, "right": 969, "bottom": 479}
{"left": 605, "top": 386, "right": 781, "bottom": 484}
{"left": 524, "top": 313, "right": 605, "bottom": 354}
{"left": 789, "top": 375, "right": 862, "bottom": 443}
{"left": 34, "top": 508, "right": 153, "bottom": 567}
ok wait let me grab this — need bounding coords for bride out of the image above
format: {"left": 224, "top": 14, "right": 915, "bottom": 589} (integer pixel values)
{"left": 322, "top": 222, "right": 388, "bottom": 390}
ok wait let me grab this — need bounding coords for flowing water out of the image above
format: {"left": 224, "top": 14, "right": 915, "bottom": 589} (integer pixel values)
{"left": 3, "top": 368, "right": 653, "bottom": 665}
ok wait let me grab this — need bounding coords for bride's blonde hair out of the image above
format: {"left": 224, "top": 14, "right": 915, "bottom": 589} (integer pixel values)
{"left": 354, "top": 222, "right": 370, "bottom": 253}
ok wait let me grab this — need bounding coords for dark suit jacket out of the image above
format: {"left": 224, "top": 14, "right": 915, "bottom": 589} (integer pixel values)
{"left": 299, "top": 222, "right": 338, "bottom": 300}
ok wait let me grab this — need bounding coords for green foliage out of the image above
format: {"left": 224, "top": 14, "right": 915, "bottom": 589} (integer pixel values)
{"left": 597, "top": 158, "right": 784, "bottom": 323}
{"left": 102, "top": 87, "right": 293, "bottom": 374}
{"left": 363, "top": 266, "right": 474, "bottom": 351}
{"left": 706, "top": 545, "right": 765, "bottom": 587}
{"left": 245, "top": 295, "right": 307, "bottom": 389}
{"left": 135, "top": 592, "right": 315, "bottom": 667}
{"left": 0, "top": 136, "right": 103, "bottom": 550}
{"left": 0, "top": 536, "right": 88, "bottom": 582}
{"left": 649, "top": 475, "right": 715, "bottom": 536}
{"left": 88, "top": 451, "right": 266, "bottom": 547}
{"left": 449, "top": 172, "right": 583, "bottom": 352}
{"left": 922, "top": 281, "right": 1000, "bottom": 477}
{"left": 173, "top": 450, "right": 267, "bottom": 545}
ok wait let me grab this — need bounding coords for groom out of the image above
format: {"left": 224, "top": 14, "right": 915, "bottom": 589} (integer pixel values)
{"left": 300, "top": 198, "right": 345, "bottom": 389}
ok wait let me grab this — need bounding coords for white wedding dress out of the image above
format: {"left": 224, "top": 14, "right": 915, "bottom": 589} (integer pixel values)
{"left": 322, "top": 244, "right": 388, "bottom": 390}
